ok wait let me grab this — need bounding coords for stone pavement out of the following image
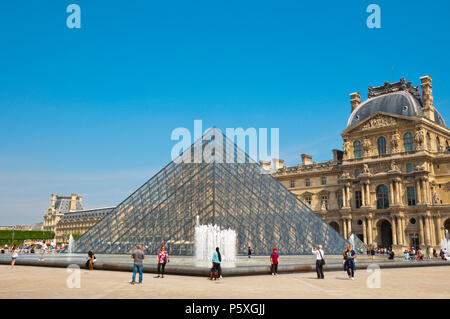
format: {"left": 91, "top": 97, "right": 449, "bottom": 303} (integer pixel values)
{"left": 1, "top": 265, "right": 449, "bottom": 299}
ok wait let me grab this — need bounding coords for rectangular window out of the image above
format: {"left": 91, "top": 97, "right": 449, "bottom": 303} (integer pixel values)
{"left": 305, "top": 196, "right": 312, "bottom": 206}
{"left": 406, "top": 163, "right": 413, "bottom": 173}
{"left": 305, "top": 179, "right": 310, "bottom": 187}
{"left": 290, "top": 180, "right": 295, "bottom": 188}
{"left": 407, "top": 186, "right": 416, "bottom": 206}
{"left": 321, "top": 176, "right": 327, "bottom": 185}
{"left": 354, "top": 169, "right": 360, "bottom": 178}
{"left": 355, "top": 191, "right": 362, "bottom": 209}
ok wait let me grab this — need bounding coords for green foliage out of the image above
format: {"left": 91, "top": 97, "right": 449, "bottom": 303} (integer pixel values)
{"left": 0, "top": 230, "right": 55, "bottom": 246}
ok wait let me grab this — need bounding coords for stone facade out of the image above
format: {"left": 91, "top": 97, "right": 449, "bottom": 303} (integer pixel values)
{"left": 43, "top": 194, "right": 84, "bottom": 234}
{"left": 55, "top": 207, "right": 114, "bottom": 242}
{"left": 273, "top": 76, "right": 450, "bottom": 255}
{"left": 43, "top": 193, "right": 114, "bottom": 242}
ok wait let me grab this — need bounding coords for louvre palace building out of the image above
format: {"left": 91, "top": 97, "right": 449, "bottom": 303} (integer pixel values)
{"left": 273, "top": 75, "right": 450, "bottom": 254}
{"left": 43, "top": 193, "right": 115, "bottom": 242}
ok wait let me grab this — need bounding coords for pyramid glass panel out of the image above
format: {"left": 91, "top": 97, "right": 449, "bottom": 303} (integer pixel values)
{"left": 73, "top": 128, "right": 349, "bottom": 255}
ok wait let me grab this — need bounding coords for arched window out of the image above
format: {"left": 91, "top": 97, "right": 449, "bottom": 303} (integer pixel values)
{"left": 404, "top": 132, "right": 414, "bottom": 152}
{"left": 377, "top": 137, "right": 386, "bottom": 155}
{"left": 376, "top": 185, "right": 389, "bottom": 209}
{"left": 353, "top": 140, "right": 362, "bottom": 158}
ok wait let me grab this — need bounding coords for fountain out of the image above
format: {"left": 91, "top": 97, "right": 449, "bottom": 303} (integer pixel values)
{"left": 194, "top": 215, "right": 236, "bottom": 265}
{"left": 440, "top": 230, "right": 450, "bottom": 258}
{"left": 67, "top": 234, "right": 74, "bottom": 254}
{"left": 349, "top": 233, "right": 367, "bottom": 254}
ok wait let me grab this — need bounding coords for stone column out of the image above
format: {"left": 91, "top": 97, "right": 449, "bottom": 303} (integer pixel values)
{"left": 368, "top": 216, "right": 373, "bottom": 245}
{"left": 421, "top": 180, "right": 427, "bottom": 204}
{"left": 419, "top": 215, "right": 425, "bottom": 246}
{"left": 396, "top": 217, "right": 403, "bottom": 246}
{"left": 361, "top": 183, "right": 366, "bottom": 206}
{"left": 389, "top": 182, "right": 395, "bottom": 205}
{"left": 343, "top": 218, "right": 348, "bottom": 239}
{"left": 347, "top": 218, "right": 352, "bottom": 237}
{"left": 436, "top": 216, "right": 443, "bottom": 246}
{"left": 424, "top": 214, "right": 431, "bottom": 246}
{"left": 366, "top": 183, "right": 371, "bottom": 207}
{"left": 346, "top": 185, "right": 351, "bottom": 208}
{"left": 341, "top": 188, "right": 347, "bottom": 208}
{"left": 416, "top": 179, "right": 422, "bottom": 204}
{"left": 395, "top": 180, "right": 402, "bottom": 205}
{"left": 428, "top": 215, "right": 436, "bottom": 246}
{"left": 391, "top": 216, "right": 398, "bottom": 245}
{"left": 363, "top": 217, "right": 367, "bottom": 244}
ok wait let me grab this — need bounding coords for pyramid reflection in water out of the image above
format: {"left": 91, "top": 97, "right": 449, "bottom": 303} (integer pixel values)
{"left": 73, "top": 128, "right": 349, "bottom": 255}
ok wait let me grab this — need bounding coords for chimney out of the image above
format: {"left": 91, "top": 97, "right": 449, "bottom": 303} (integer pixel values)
{"left": 332, "top": 149, "right": 343, "bottom": 162}
{"left": 70, "top": 194, "right": 77, "bottom": 211}
{"left": 350, "top": 92, "right": 361, "bottom": 113}
{"left": 273, "top": 158, "right": 284, "bottom": 170}
{"left": 259, "top": 160, "right": 271, "bottom": 171}
{"left": 420, "top": 75, "right": 435, "bottom": 121}
{"left": 301, "top": 154, "right": 313, "bottom": 165}
{"left": 50, "top": 194, "right": 56, "bottom": 208}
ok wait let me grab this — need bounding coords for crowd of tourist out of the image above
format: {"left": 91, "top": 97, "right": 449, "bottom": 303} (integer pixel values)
{"left": 4, "top": 240, "right": 450, "bottom": 282}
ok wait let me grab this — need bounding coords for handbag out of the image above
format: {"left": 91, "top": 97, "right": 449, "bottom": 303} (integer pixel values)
{"left": 318, "top": 249, "right": 325, "bottom": 265}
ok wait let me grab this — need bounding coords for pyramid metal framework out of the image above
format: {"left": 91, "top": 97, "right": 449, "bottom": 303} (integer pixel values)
{"left": 73, "top": 128, "right": 350, "bottom": 255}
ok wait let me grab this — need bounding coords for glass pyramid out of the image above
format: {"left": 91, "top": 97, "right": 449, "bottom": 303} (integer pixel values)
{"left": 73, "top": 128, "right": 349, "bottom": 255}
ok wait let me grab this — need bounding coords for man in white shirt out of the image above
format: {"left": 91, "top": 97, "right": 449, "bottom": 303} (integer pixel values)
{"left": 312, "top": 245, "right": 325, "bottom": 279}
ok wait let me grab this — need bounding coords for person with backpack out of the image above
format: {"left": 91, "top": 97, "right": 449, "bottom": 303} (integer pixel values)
{"left": 156, "top": 246, "right": 169, "bottom": 278}
{"left": 312, "top": 245, "right": 325, "bottom": 279}
{"left": 343, "top": 245, "right": 357, "bottom": 280}
{"left": 211, "top": 247, "right": 222, "bottom": 280}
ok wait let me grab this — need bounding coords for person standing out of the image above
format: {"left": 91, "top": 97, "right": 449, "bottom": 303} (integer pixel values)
{"left": 157, "top": 246, "right": 169, "bottom": 278}
{"left": 211, "top": 247, "right": 222, "bottom": 280}
{"left": 248, "top": 246, "right": 252, "bottom": 259}
{"left": 40, "top": 241, "right": 47, "bottom": 261}
{"left": 11, "top": 246, "right": 18, "bottom": 269}
{"left": 370, "top": 247, "right": 375, "bottom": 261}
{"left": 270, "top": 248, "right": 279, "bottom": 276}
{"left": 343, "top": 245, "right": 357, "bottom": 280}
{"left": 130, "top": 244, "right": 145, "bottom": 285}
{"left": 312, "top": 245, "right": 325, "bottom": 279}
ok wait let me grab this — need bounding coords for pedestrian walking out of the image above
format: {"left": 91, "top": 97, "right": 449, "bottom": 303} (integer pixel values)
{"left": 370, "top": 247, "right": 375, "bottom": 260}
{"left": 11, "top": 246, "right": 18, "bottom": 269}
{"left": 156, "top": 246, "right": 169, "bottom": 278}
{"left": 343, "top": 245, "right": 357, "bottom": 280}
{"left": 248, "top": 246, "right": 252, "bottom": 259}
{"left": 130, "top": 244, "right": 145, "bottom": 285}
{"left": 312, "top": 245, "right": 325, "bottom": 279}
{"left": 270, "top": 248, "right": 279, "bottom": 276}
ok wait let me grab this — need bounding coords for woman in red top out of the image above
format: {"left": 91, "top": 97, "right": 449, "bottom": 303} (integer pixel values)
{"left": 157, "top": 246, "right": 169, "bottom": 278}
{"left": 270, "top": 248, "right": 279, "bottom": 276}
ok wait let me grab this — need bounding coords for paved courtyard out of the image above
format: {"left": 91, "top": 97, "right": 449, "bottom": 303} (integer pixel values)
{"left": 1, "top": 265, "right": 450, "bottom": 298}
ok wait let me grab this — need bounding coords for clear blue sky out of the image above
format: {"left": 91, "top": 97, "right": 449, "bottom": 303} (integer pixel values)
{"left": 0, "top": 1, "right": 449, "bottom": 224}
